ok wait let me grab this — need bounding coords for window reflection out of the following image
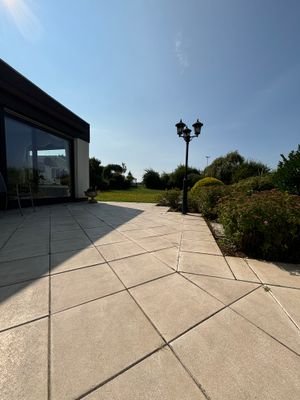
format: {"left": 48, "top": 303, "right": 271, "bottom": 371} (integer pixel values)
{"left": 5, "top": 116, "right": 72, "bottom": 198}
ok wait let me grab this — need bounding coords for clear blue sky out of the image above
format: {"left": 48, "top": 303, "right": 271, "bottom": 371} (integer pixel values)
{"left": 1, "top": 0, "right": 299, "bottom": 180}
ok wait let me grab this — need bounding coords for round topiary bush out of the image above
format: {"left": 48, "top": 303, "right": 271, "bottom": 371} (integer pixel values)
{"left": 190, "top": 177, "right": 224, "bottom": 198}
{"left": 219, "top": 190, "right": 300, "bottom": 262}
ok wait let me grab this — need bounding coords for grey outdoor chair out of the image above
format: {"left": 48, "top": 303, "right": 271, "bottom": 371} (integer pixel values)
{"left": 0, "top": 172, "right": 35, "bottom": 215}
{"left": 0, "top": 172, "right": 8, "bottom": 211}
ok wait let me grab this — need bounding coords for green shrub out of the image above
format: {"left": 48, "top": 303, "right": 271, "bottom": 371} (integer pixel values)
{"left": 219, "top": 190, "right": 300, "bottom": 262}
{"left": 189, "top": 186, "right": 229, "bottom": 219}
{"left": 232, "top": 160, "right": 270, "bottom": 182}
{"left": 191, "top": 177, "right": 224, "bottom": 196}
{"left": 157, "top": 189, "right": 181, "bottom": 210}
{"left": 233, "top": 175, "right": 275, "bottom": 193}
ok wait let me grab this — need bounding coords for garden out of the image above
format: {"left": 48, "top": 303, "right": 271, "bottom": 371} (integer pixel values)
{"left": 89, "top": 145, "right": 300, "bottom": 263}
{"left": 156, "top": 147, "right": 300, "bottom": 263}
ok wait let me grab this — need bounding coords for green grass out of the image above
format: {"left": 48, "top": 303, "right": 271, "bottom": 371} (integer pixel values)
{"left": 95, "top": 186, "right": 164, "bottom": 203}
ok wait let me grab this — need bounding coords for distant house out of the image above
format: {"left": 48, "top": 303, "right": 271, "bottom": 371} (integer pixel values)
{"left": 0, "top": 59, "right": 89, "bottom": 203}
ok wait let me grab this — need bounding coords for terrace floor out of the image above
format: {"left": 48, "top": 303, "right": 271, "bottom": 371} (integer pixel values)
{"left": 0, "top": 201, "right": 300, "bottom": 400}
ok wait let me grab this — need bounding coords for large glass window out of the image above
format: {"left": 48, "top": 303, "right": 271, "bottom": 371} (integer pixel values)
{"left": 5, "top": 116, "right": 72, "bottom": 198}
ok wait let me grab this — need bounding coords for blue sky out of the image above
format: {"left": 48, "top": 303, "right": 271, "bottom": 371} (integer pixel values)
{"left": 1, "top": 0, "right": 299, "bottom": 180}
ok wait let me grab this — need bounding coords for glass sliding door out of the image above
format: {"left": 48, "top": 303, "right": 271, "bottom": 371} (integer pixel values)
{"left": 5, "top": 115, "right": 72, "bottom": 198}
{"left": 4, "top": 117, "right": 34, "bottom": 186}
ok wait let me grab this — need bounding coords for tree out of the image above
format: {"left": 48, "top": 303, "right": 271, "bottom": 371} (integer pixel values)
{"left": 168, "top": 164, "right": 202, "bottom": 189}
{"left": 125, "top": 171, "right": 136, "bottom": 187}
{"left": 204, "top": 151, "right": 244, "bottom": 184}
{"left": 89, "top": 157, "right": 104, "bottom": 189}
{"left": 143, "top": 169, "right": 162, "bottom": 189}
{"left": 274, "top": 145, "right": 300, "bottom": 195}
{"left": 160, "top": 172, "right": 171, "bottom": 189}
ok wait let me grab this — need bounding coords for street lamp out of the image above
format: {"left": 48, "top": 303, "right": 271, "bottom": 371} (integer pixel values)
{"left": 206, "top": 155, "right": 210, "bottom": 167}
{"left": 175, "top": 118, "right": 203, "bottom": 214}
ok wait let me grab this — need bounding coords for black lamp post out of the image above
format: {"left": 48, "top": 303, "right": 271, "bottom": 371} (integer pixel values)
{"left": 175, "top": 118, "right": 203, "bottom": 214}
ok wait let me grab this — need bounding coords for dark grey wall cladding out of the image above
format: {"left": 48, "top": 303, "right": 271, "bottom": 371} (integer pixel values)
{"left": 0, "top": 59, "right": 90, "bottom": 142}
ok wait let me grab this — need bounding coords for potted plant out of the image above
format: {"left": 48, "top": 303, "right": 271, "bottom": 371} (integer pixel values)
{"left": 84, "top": 187, "right": 97, "bottom": 203}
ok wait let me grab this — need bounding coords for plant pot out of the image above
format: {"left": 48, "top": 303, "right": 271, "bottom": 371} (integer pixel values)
{"left": 85, "top": 191, "right": 97, "bottom": 203}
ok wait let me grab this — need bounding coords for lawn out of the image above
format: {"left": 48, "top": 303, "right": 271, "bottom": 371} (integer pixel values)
{"left": 95, "top": 187, "right": 164, "bottom": 203}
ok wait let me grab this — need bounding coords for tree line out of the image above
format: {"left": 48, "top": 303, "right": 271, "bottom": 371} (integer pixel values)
{"left": 90, "top": 145, "right": 300, "bottom": 195}
{"left": 89, "top": 158, "right": 135, "bottom": 190}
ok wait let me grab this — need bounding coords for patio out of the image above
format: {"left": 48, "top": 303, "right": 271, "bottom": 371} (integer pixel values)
{"left": 0, "top": 201, "right": 299, "bottom": 400}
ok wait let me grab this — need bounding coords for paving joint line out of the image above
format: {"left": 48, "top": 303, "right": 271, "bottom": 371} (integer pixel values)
{"left": 97, "top": 259, "right": 209, "bottom": 400}
{"left": 180, "top": 271, "right": 262, "bottom": 310}
{"left": 229, "top": 306, "right": 300, "bottom": 357}
{"left": 49, "top": 260, "right": 107, "bottom": 278}
{"left": 168, "top": 281, "right": 262, "bottom": 343}
{"left": 168, "top": 345, "right": 212, "bottom": 400}
{"left": 0, "top": 212, "right": 35, "bottom": 252}
{"left": 179, "top": 270, "right": 259, "bottom": 284}
{"left": 176, "top": 231, "right": 183, "bottom": 272}
{"left": 244, "top": 259, "right": 263, "bottom": 283}
{"left": 0, "top": 314, "right": 48, "bottom": 334}
{"left": 268, "top": 290, "right": 300, "bottom": 331}
{"left": 76, "top": 345, "right": 168, "bottom": 399}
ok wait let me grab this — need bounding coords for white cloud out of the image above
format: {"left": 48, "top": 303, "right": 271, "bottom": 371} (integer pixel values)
{"left": 175, "top": 32, "right": 189, "bottom": 71}
{"left": 1, "top": 0, "right": 42, "bottom": 41}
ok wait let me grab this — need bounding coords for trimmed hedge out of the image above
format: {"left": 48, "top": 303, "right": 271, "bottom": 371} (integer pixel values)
{"left": 219, "top": 190, "right": 300, "bottom": 262}
{"left": 189, "top": 186, "right": 228, "bottom": 219}
{"left": 232, "top": 175, "right": 275, "bottom": 193}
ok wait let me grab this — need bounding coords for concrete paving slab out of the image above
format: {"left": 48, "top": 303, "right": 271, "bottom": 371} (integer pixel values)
{"left": 130, "top": 274, "right": 223, "bottom": 341}
{"left": 148, "top": 225, "right": 182, "bottom": 235}
{"left": 247, "top": 258, "right": 300, "bottom": 288}
{"left": 171, "top": 308, "right": 300, "bottom": 400}
{"left": 110, "top": 253, "right": 173, "bottom": 287}
{"left": 0, "top": 241, "right": 49, "bottom": 262}
{"left": 182, "top": 223, "right": 212, "bottom": 233}
{"left": 157, "top": 232, "right": 182, "bottom": 246}
{"left": 50, "top": 247, "right": 105, "bottom": 274}
{"left": 91, "top": 230, "right": 128, "bottom": 246}
{"left": 231, "top": 287, "right": 300, "bottom": 354}
{"left": 51, "top": 264, "right": 124, "bottom": 313}
{"left": 50, "top": 237, "right": 93, "bottom": 254}
{"left": 0, "top": 277, "right": 49, "bottom": 331}
{"left": 51, "top": 291, "right": 163, "bottom": 400}
{"left": 135, "top": 236, "right": 175, "bottom": 252}
{"left": 51, "top": 229, "right": 88, "bottom": 241}
{"left": 124, "top": 228, "right": 162, "bottom": 239}
{"left": 0, "top": 255, "right": 49, "bottom": 286}
{"left": 0, "top": 319, "right": 48, "bottom": 400}
{"left": 179, "top": 252, "right": 234, "bottom": 278}
{"left": 270, "top": 285, "right": 300, "bottom": 328}
{"left": 182, "top": 273, "right": 260, "bottom": 305}
{"left": 150, "top": 247, "right": 179, "bottom": 270}
{"left": 51, "top": 223, "right": 81, "bottom": 232}
{"left": 181, "top": 239, "right": 222, "bottom": 255}
{"left": 182, "top": 230, "right": 214, "bottom": 241}
{"left": 225, "top": 256, "right": 260, "bottom": 282}
{"left": 85, "top": 348, "right": 205, "bottom": 400}
{"left": 97, "top": 240, "right": 146, "bottom": 261}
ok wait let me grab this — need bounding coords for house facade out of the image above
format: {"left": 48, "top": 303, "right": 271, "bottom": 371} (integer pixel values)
{"left": 0, "top": 59, "right": 89, "bottom": 203}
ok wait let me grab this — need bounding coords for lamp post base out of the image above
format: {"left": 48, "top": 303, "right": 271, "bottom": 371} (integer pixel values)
{"left": 182, "top": 178, "right": 188, "bottom": 214}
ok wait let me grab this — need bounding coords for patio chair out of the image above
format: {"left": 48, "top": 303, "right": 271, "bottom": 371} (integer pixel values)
{"left": 0, "top": 172, "right": 8, "bottom": 211}
{"left": 0, "top": 172, "right": 35, "bottom": 215}
{"left": 14, "top": 183, "right": 35, "bottom": 216}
